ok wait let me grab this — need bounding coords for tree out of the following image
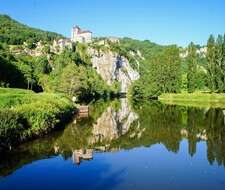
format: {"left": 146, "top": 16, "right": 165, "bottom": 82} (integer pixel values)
{"left": 25, "top": 39, "right": 36, "bottom": 49}
{"left": 18, "top": 61, "right": 34, "bottom": 90}
{"left": 162, "top": 46, "right": 182, "bottom": 93}
{"left": 206, "top": 34, "right": 225, "bottom": 92}
{"left": 34, "top": 56, "right": 51, "bottom": 75}
{"left": 131, "top": 45, "right": 182, "bottom": 98}
{"left": 58, "top": 64, "right": 84, "bottom": 96}
{"left": 222, "top": 34, "right": 225, "bottom": 92}
{"left": 215, "top": 35, "right": 225, "bottom": 92}
{"left": 187, "top": 42, "right": 198, "bottom": 93}
{"left": 206, "top": 35, "right": 216, "bottom": 92}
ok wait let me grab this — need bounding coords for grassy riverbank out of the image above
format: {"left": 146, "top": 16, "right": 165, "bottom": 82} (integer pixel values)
{"left": 0, "top": 88, "right": 76, "bottom": 150}
{"left": 159, "top": 92, "right": 225, "bottom": 108}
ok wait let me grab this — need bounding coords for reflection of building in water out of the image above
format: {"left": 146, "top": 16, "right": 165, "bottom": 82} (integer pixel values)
{"left": 72, "top": 149, "right": 93, "bottom": 165}
{"left": 78, "top": 112, "right": 89, "bottom": 118}
{"left": 129, "top": 126, "right": 145, "bottom": 139}
{"left": 181, "top": 129, "right": 207, "bottom": 141}
{"left": 180, "top": 128, "right": 208, "bottom": 156}
{"left": 78, "top": 106, "right": 89, "bottom": 118}
{"left": 88, "top": 99, "right": 139, "bottom": 145}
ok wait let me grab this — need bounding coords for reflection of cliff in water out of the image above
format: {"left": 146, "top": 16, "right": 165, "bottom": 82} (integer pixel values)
{"left": 88, "top": 98, "right": 138, "bottom": 144}
{"left": 72, "top": 98, "right": 139, "bottom": 164}
{"left": 1, "top": 100, "right": 225, "bottom": 176}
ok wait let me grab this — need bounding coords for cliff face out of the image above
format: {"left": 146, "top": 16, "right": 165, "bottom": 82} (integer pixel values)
{"left": 88, "top": 48, "right": 140, "bottom": 93}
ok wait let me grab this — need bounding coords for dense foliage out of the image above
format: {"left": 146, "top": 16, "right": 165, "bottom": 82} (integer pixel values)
{"left": 0, "top": 44, "right": 49, "bottom": 91}
{"left": 206, "top": 35, "right": 225, "bottom": 92}
{"left": 0, "top": 15, "right": 114, "bottom": 102}
{"left": 0, "top": 44, "right": 27, "bottom": 88}
{"left": 120, "top": 37, "right": 165, "bottom": 59}
{"left": 0, "top": 88, "right": 75, "bottom": 150}
{"left": 187, "top": 42, "right": 198, "bottom": 92}
{"left": 131, "top": 45, "right": 182, "bottom": 100}
{"left": 129, "top": 34, "right": 225, "bottom": 100}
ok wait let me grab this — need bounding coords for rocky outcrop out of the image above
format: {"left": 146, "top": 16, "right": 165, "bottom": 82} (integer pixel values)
{"left": 88, "top": 48, "right": 140, "bottom": 93}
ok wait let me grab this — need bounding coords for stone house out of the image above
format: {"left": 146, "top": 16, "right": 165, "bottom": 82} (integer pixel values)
{"left": 51, "top": 38, "right": 72, "bottom": 53}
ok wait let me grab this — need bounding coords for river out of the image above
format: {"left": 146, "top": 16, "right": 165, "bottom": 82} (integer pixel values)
{"left": 1, "top": 99, "right": 225, "bottom": 190}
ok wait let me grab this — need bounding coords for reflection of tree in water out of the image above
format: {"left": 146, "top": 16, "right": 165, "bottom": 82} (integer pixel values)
{"left": 180, "top": 106, "right": 225, "bottom": 166}
{"left": 0, "top": 100, "right": 113, "bottom": 176}
{"left": 205, "top": 109, "right": 225, "bottom": 166}
{"left": 186, "top": 107, "right": 207, "bottom": 156}
{"left": 120, "top": 101, "right": 185, "bottom": 153}
{"left": 128, "top": 101, "right": 225, "bottom": 166}
{"left": 1, "top": 100, "right": 225, "bottom": 176}
{"left": 0, "top": 132, "right": 60, "bottom": 176}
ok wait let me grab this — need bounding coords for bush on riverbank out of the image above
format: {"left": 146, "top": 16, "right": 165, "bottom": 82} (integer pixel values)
{"left": 0, "top": 88, "right": 76, "bottom": 150}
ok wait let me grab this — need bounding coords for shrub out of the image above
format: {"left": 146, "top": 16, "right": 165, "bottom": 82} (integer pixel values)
{"left": 0, "top": 110, "right": 26, "bottom": 148}
{"left": 0, "top": 88, "right": 76, "bottom": 150}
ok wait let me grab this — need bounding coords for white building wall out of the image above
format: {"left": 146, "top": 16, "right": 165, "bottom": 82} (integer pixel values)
{"left": 71, "top": 27, "right": 92, "bottom": 43}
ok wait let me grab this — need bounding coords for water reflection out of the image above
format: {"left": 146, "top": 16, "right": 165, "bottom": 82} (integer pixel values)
{"left": 88, "top": 98, "right": 138, "bottom": 145}
{"left": 1, "top": 100, "right": 225, "bottom": 176}
{"left": 61, "top": 98, "right": 139, "bottom": 164}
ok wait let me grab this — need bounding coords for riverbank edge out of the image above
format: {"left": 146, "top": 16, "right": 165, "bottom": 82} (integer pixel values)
{"left": 0, "top": 106, "right": 77, "bottom": 152}
{"left": 159, "top": 92, "right": 225, "bottom": 108}
{"left": 0, "top": 88, "right": 77, "bottom": 152}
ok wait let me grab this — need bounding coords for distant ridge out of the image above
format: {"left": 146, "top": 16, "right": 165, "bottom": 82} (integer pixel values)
{"left": 0, "top": 14, "right": 64, "bottom": 45}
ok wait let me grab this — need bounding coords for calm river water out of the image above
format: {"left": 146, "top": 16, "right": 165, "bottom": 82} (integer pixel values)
{"left": 1, "top": 99, "right": 225, "bottom": 190}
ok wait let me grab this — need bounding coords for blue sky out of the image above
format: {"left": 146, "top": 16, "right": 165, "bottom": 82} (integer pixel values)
{"left": 0, "top": 0, "right": 225, "bottom": 46}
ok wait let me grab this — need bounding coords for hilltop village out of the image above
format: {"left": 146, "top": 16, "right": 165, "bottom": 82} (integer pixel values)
{"left": 8, "top": 23, "right": 140, "bottom": 94}
{"left": 52, "top": 25, "right": 93, "bottom": 53}
{"left": 10, "top": 26, "right": 92, "bottom": 57}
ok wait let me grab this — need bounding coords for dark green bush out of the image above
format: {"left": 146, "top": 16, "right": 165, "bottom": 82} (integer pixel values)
{"left": 0, "top": 88, "right": 76, "bottom": 150}
{"left": 0, "top": 110, "right": 26, "bottom": 148}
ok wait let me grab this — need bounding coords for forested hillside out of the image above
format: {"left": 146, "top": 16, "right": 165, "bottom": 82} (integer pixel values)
{"left": 0, "top": 15, "right": 115, "bottom": 102}
{"left": 0, "top": 14, "right": 63, "bottom": 45}
{"left": 126, "top": 35, "right": 225, "bottom": 100}
{"left": 120, "top": 37, "right": 165, "bottom": 59}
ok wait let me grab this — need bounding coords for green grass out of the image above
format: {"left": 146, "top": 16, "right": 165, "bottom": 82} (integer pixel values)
{"left": 0, "top": 88, "right": 76, "bottom": 150}
{"left": 159, "top": 92, "right": 225, "bottom": 108}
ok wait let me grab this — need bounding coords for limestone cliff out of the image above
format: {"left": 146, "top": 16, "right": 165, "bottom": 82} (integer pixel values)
{"left": 88, "top": 47, "right": 140, "bottom": 93}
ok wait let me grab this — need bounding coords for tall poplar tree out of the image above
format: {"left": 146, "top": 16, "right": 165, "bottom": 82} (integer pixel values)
{"left": 215, "top": 35, "right": 224, "bottom": 92}
{"left": 220, "top": 35, "right": 225, "bottom": 92}
{"left": 206, "top": 35, "right": 216, "bottom": 92}
{"left": 187, "top": 42, "right": 198, "bottom": 93}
